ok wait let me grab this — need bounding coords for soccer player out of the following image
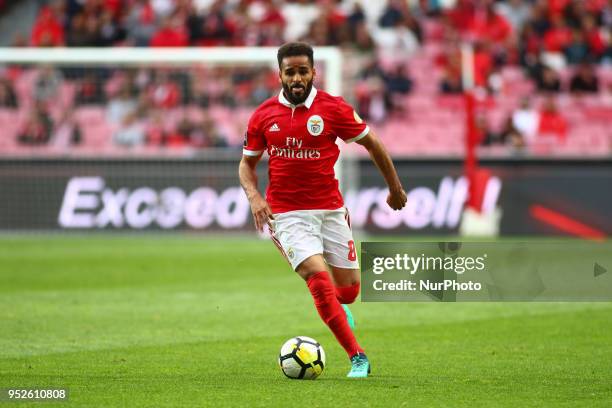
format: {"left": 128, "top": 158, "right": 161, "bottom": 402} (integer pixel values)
{"left": 239, "top": 42, "right": 407, "bottom": 378}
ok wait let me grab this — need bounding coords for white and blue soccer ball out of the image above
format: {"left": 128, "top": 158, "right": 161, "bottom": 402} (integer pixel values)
{"left": 278, "top": 336, "right": 326, "bottom": 380}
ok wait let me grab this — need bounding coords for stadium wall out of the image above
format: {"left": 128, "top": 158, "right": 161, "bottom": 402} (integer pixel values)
{"left": 1, "top": 158, "right": 610, "bottom": 236}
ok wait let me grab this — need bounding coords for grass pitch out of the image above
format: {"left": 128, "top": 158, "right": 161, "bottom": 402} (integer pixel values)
{"left": 0, "top": 236, "right": 610, "bottom": 407}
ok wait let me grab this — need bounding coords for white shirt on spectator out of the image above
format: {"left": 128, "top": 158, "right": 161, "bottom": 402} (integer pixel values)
{"left": 281, "top": 2, "right": 320, "bottom": 41}
{"left": 106, "top": 98, "right": 137, "bottom": 124}
{"left": 152, "top": 0, "right": 175, "bottom": 17}
{"left": 372, "top": 27, "right": 419, "bottom": 59}
{"left": 512, "top": 108, "right": 540, "bottom": 142}
{"left": 114, "top": 121, "right": 145, "bottom": 147}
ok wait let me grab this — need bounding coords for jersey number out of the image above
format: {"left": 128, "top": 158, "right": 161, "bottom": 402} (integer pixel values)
{"left": 348, "top": 240, "right": 356, "bottom": 262}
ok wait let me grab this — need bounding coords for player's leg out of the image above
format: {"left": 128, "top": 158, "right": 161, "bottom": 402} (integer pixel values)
{"left": 329, "top": 266, "right": 359, "bottom": 329}
{"left": 322, "top": 208, "right": 361, "bottom": 305}
{"left": 330, "top": 266, "right": 360, "bottom": 305}
{"left": 322, "top": 208, "right": 371, "bottom": 378}
{"left": 295, "top": 254, "right": 365, "bottom": 361}
{"left": 271, "top": 210, "right": 366, "bottom": 373}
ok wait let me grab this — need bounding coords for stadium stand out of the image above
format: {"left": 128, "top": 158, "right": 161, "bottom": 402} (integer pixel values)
{"left": 0, "top": 0, "right": 610, "bottom": 157}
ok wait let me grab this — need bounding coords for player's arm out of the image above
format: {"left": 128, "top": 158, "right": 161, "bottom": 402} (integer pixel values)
{"left": 356, "top": 130, "right": 407, "bottom": 210}
{"left": 239, "top": 154, "right": 274, "bottom": 231}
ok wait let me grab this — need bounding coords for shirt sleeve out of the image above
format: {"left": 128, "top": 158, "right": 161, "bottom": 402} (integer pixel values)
{"left": 243, "top": 110, "right": 266, "bottom": 156}
{"left": 333, "top": 97, "right": 370, "bottom": 143}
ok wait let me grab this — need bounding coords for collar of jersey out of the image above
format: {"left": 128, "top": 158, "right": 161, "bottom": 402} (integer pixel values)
{"left": 278, "top": 86, "right": 317, "bottom": 109}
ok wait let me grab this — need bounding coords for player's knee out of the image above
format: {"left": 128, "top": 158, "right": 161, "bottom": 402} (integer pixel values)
{"left": 336, "top": 282, "right": 360, "bottom": 304}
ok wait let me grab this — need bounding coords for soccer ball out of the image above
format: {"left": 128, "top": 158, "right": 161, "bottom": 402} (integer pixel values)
{"left": 278, "top": 336, "right": 326, "bottom": 380}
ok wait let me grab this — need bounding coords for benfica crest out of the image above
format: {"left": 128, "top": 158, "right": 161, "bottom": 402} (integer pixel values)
{"left": 307, "top": 115, "right": 324, "bottom": 136}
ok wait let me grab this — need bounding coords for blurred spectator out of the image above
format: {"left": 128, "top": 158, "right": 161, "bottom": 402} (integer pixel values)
{"left": 439, "top": 46, "right": 463, "bottom": 94}
{"left": 99, "top": 10, "right": 125, "bottom": 46}
{"left": 34, "top": 66, "right": 63, "bottom": 104}
{"left": 151, "top": 0, "right": 175, "bottom": 18}
{"left": 496, "top": 0, "right": 531, "bottom": 32}
{"left": 147, "top": 72, "right": 181, "bottom": 108}
{"left": 569, "top": 63, "right": 600, "bottom": 93}
{"left": 468, "top": 3, "right": 512, "bottom": 45}
{"left": 537, "top": 97, "right": 568, "bottom": 141}
{"left": 445, "top": 0, "right": 476, "bottom": 33}
{"left": 150, "top": 16, "right": 189, "bottom": 47}
{"left": 512, "top": 97, "right": 540, "bottom": 143}
{"left": 535, "top": 65, "right": 562, "bottom": 92}
{"left": 379, "top": 0, "right": 405, "bottom": 28}
{"left": 146, "top": 112, "right": 166, "bottom": 146}
{"left": 51, "top": 109, "right": 82, "bottom": 148}
{"left": 346, "top": 3, "right": 366, "bottom": 39}
{"left": 249, "top": 71, "right": 273, "bottom": 105}
{"left": 385, "top": 63, "right": 413, "bottom": 96}
{"left": 304, "top": 16, "right": 332, "bottom": 46}
{"left": 75, "top": 73, "right": 106, "bottom": 105}
{"left": 564, "top": 29, "right": 590, "bottom": 64}
{"left": 499, "top": 117, "right": 526, "bottom": 150}
{"left": 114, "top": 112, "right": 146, "bottom": 147}
{"left": 17, "top": 105, "right": 53, "bottom": 146}
{"left": 188, "top": 0, "right": 233, "bottom": 46}
{"left": 31, "top": 6, "right": 65, "bottom": 46}
{"left": 603, "top": 27, "right": 612, "bottom": 65}
{"left": 357, "top": 60, "right": 392, "bottom": 118}
{"left": 352, "top": 21, "right": 376, "bottom": 53}
{"left": 0, "top": 78, "right": 18, "bottom": 108}
{"left": 126, "top": 0, "right": 158, "bottom": 47}
{"left": 166, "top": 115, "right": 193, "bottom": 148}
{"left": 384, "top": 63, "right": 413, "bottom": 112}
{"left": 526, "top": 1, "right": 550, "bottom": 38}
{"left": 563, "top": 0, "right": 587, "bottom": 29}
{"left": 373, "top": 0, "right": 420, "bottom": 59}
{"left": 581, "top": 14, "right": 605, "bottom": 59}
{"left": 107, "top": 85, "right": 139, "bottom": 124}
{"left": 476, "top": 116, "right": 499, "bottom": 146}
{"left": 480, "top": 114, "right": 525, "bottom": 150}
{"left": 67, "top": 13, "right": 95, "bottom": 46}
{"left": 603, "top": 0, "right": 612, "bottom": 27}
{"left": 281, "top": 0, "right": 320, "bottom": 41}
{"left": 543, "top": 15, "right": 572, "bottom": 54}
{"left": 190, "top": 116, "right": 228, "bottom": 148}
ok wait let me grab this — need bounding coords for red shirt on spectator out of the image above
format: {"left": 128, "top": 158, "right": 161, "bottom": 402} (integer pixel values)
{"left": 148, "top": 82, "right": 181, "bottom": 108}
{"left": 469, "top": 12, "right": 512, "bottom": 43}
{"left": 104, "top": 0, "right": 122, "bottom": 18}
{"left": 548, "top": 0, "right": 571, "bottom": 18}
{"left": 31, "top": 7, "right": 64, "bottom": 46}
{"left": 543, "top": 25, "right": 572, "bottom": 52}
{"left": 586, "top": 0, "right": 606, "bottom": 13}
{"left": 538, "top": 111, "right": 568, "bottom": 141}
{"left": 150, "top": 26, "right": 189, "bottom": 47}
{"left": 585, "top": 27, "right": 605, "bottom": 56}
{"left": 446, "top": 0, "right": 475, "bottom": 32}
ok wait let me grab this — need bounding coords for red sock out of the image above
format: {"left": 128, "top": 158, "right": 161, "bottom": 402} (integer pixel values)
{"left": 335, "top": 282, "right": 360, "bottom": 304}
{"left": 306, "top": 271, "right": 364, "bottom": 358}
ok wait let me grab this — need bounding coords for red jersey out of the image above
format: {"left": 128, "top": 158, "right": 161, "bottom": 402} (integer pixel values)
{"left": 243, "top": 87, "right": 369, "bottom": 213}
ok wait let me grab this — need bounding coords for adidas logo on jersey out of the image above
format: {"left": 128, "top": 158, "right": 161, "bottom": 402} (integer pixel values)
{"left": 269, "top": 123, "right": 280, "bottom": 132}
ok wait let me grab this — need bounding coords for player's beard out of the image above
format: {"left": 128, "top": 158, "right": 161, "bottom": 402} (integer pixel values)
{"left": 282, "top": 80, "right": 313, "bottom": 105}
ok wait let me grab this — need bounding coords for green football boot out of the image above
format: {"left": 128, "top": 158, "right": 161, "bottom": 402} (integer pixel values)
{"left": 347, "top": 353, "right": 371, "bottom": 378}
{"left": 342, "top": 304, "right": 355, "bottom": 330}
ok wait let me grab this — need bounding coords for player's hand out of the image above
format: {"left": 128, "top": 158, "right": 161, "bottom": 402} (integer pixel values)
{"left": 249, "top": 194, "right": 275, "bottom": 232}
{"left": 387, "top": 188, "right": 407, "bottom": 211}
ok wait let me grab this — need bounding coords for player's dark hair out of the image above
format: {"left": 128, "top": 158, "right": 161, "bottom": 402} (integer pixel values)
{"left": 277, "top": 42, "right": 314, "bottom": 69}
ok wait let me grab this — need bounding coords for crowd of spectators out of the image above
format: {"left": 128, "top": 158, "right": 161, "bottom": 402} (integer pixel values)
{"left": 0, "top": 0, "right": 610, "bottom": 153}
